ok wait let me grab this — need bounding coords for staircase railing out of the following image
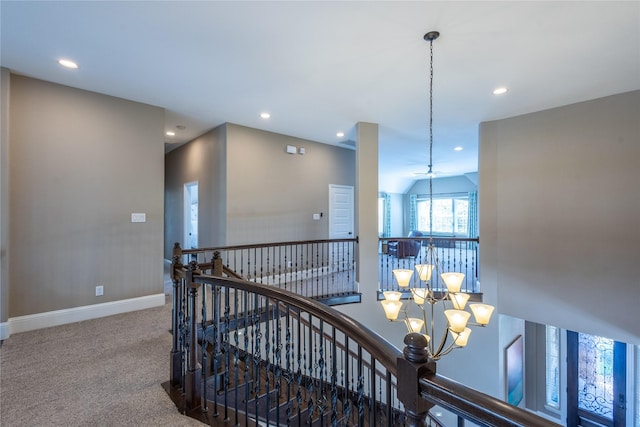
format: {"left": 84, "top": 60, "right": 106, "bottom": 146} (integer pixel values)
{"left": 165, "top": 254, "right": 561, "bottom": 427}
{"left": 173, "top": 238, "right": 359, "bottom": 305}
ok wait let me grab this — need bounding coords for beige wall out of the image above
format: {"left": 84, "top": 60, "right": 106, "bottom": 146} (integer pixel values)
{"left": 226, "top": 124, "right": 355, "bottom": 244}
{"left": 164, "top": 123, "right": 355, "bottom": 253}
{"left": 0, "top": 69, "right": 9, "bottom": 327}
{"left": 7, "top": 75, "right": 165, "bottom": 317}
{"left": 164, "top": 125, "right": 227, "bottom": 257}
{"left": 479, "top": 90, "right": 640, "bottom": 345}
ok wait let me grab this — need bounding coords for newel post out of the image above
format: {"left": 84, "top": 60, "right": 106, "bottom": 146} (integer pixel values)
{"left": 397, "top": 333, "right": 436, "bottom": 427}
{"left": 184, "top": 260, "right": 202, "bottom": 411}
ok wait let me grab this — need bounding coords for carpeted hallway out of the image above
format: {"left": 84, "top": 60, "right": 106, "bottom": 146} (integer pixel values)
{"left": 0, "top": 285, "right": 204, "bottom": 426}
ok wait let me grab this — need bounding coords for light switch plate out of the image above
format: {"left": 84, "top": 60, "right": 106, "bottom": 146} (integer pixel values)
{"left": 131, "top": 213, "right": 146, "bottom": 223}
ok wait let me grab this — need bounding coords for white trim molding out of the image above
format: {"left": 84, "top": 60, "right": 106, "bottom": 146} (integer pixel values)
{"left": 0, "top": 322, "right": 9, "bottom": 341}
{"left": 5, "top": 293, "right": 165, "bottom": 337}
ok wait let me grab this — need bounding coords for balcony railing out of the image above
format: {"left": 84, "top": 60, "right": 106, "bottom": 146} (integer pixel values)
{"left": 379, "top": 237, "right": 479, "bottom": 296}
{"left": 173, "top": 238, "right": 360, "bottom": 305}
{"left": 165, "top": 250, "right": 560, "bottom": 427}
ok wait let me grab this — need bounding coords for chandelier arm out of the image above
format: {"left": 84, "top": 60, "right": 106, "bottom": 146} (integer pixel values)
{"left": 429, "top": 301, "right": 436, "bottom": 355}
{"left": 437, "top": 341, "right": 459, "bottom": 359}
{"left": 467, "top": 322, "right": 487, "bottom": 328}
{"left": 433, "top": 325, "right": 450, "bottom": 358}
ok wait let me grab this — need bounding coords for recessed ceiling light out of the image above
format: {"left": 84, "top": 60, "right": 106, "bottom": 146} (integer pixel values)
{"left": 58, "top": 59, "right": 79, "bottom": 69}
{"left": 493, "top": 87, "right": 508, "bottom": 95}
{"left": 336, "top": 132, "right": 345, "bottom": 138}
{"left": 166, "top": 131, "right": 175, "bottom": 136}
{"left": 260, "top": 112, "right": 271, "bottom": 119}
{"left": 454, "top": 146, "right": 463, "bottom": 151}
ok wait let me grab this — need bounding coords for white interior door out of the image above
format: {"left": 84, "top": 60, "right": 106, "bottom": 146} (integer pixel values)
{"left": 184, "top": 181, "right": 198, "bottom": 249}
{"left": 329, "top": 184, "right": 354, "bottom": 239}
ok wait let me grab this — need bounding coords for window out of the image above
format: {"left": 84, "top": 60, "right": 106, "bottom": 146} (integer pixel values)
{"left": 416, "top": 195, "right": 468, "bottom": 235}
{"left": 545, "top": 325, "right": 561, "bottom": 409}
{"left": 378, "top": 197, "right": 385, "bottom": 236}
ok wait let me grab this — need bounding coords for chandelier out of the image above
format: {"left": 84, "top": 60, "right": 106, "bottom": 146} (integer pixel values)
{"left": 379, "top": 31, "right": 494, "bottom": 361}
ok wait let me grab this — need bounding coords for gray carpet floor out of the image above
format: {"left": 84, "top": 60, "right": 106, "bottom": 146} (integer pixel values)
{"left": 0, "top": 293, "right": 205, "bottom": 426}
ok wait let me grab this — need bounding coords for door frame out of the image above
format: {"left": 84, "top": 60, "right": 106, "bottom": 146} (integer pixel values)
{"left": 183, "top": 181, "right": 198, "bottom": 249}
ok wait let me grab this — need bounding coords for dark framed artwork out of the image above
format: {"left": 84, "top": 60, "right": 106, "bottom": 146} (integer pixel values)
{"left": 505, "top": 335, "right": 524, "bottom": 407}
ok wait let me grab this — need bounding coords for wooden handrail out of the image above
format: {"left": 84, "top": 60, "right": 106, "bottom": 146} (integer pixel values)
{"left": 178, "top": 237, "right": 358, "bottom": 254}
{"left": 419, "top": 374, "right": 561, "bottom": 427}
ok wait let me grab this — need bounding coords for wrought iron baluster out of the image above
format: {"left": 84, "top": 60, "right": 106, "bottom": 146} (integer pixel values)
{"left": 306, "top": 312, "right": 314, "bottom": 425}
{"left": 330, "top": 327, "right": 338, "bottom": 427}
{"left": 233, "top": 287, "right": 240, "bottom": 426}
{"left": 357, "top": 346, "right": 364, "bottom": 426}
{"left": 265, "top": 296, "right": 271, "bottom": 426}
{"left": 284, "top": 304, "right": 293, "bottom": 426}
{"left": 201, "top": 283, "right": 209, "bottom": 413}
{"left": 243, "top": 290, "right": 250, "bottom": 427}
{"left": 274, "top": 299, "right": 282, "bottom": 427}
{"left": 222, "top": 285, "right": 231, "bottom": 420}
{"left": 296, "top": 307, "right": 303, "bottom": 427}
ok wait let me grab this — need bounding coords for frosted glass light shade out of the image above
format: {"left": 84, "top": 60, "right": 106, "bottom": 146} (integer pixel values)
{"left": 441, "top": 272, "right": 465, "bottom": 293}
{"left": 393, "top": 269, "right": 413, "bottom": 287}
{"left": 412, "top": 288, "right": 428, "bottom": 305}
{"left": 381, "top": 300, "right": 403, "bottom": 320}
{"left": 406, "top": 317, "right": 424, "bottom": 333}
{"left": 444, "top": 309, "right": 471, "bottom": 333}
{"left": 415, "top": 264, "right": 434, "bottom": 282}
{"left": 383, "top": 291, "right": 402, "bottom": 301}
{"left": 451, "top": 327, "right": 472, "bottom": 347}
{"left": 450, "top": 292, "right": 470, "bottom": 310}
{"left": 470, "top": 303, "right": 495, "bottom": 325}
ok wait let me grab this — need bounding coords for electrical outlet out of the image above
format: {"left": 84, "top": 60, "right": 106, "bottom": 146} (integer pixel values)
{"left": 95, "top": 285, "right": 104, "bottom": 296}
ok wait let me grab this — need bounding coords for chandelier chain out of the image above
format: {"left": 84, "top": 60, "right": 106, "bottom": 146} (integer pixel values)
{"left": 428, "top": 35, "right": 435, "bottom": 242}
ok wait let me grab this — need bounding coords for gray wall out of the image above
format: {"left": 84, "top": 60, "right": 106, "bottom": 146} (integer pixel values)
{"left": 0, "top": 69, "right": 9, "bottom": 325}
{"left": 226, "top": 124, "right": 355, "bottom": 244}
{"left": 164, "top": 125, "right": 227, "bottom": 257}
{"left": 7, "top": 75, "right": 165, "bottom": 317}
{"left": 164, "top": 123, "right": 355, "bottom": 255}
{"left": 480, "top": 90, "right": 640, "bottom": 345}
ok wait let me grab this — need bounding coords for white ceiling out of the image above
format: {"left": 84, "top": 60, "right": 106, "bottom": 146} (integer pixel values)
{"left": 2, "top": 1, "right": 639, "bottom": 193}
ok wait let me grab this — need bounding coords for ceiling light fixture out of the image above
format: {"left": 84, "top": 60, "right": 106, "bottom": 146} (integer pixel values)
{"left": 57, "top": 59, "right": 79, "bottom": 69}
{"left": 336, "top": 132, "right": 345, "bottom": 138}
{"left": 260, "top": 112, "right": 271, "bottom": 119}
{"left": 166, "top": 131, "right": 176, "bottom": 137}
{"left": 454, "top": 146, "right": 463, "bottom": 151}
{"left": 380, "top": 31, "right": 494, "bottom": 361}
{"left": 493, "top": 87, "right": 508, "bottom": 95}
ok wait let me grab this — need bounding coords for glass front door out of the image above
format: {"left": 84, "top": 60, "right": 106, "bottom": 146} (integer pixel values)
{"left": 567, "top": 331, "right": 626, "bottom": 427}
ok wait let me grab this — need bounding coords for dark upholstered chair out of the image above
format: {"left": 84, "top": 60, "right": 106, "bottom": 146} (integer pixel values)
{"left": 387, "top": 230, "right": 423, "bottom": 258}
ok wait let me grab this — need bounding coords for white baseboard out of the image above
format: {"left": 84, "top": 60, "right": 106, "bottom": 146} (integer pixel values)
{"left": 6, "top": 293, "right": 165, "bottom": 337}
{"left": 0, "top": 321, "right": 8, "bottom": 341}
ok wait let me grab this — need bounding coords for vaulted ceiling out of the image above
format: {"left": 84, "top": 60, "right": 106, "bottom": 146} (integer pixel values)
{"left": 2, "top": 1, "right": 638, "bottom": 192}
